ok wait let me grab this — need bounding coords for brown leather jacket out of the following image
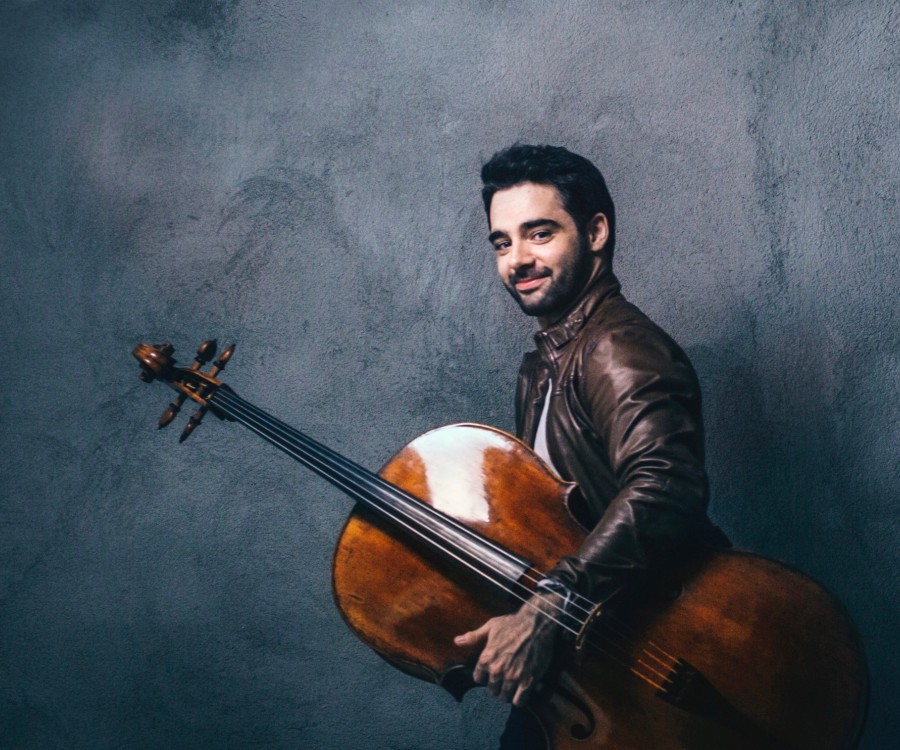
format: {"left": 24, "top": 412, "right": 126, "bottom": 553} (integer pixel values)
{"left": 516, "top": 265, "right": 726, "bottom": 606}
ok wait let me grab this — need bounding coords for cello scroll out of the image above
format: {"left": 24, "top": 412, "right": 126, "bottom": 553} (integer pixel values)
{"left": 132, "top": 339, "right": 236, "bottom": 440}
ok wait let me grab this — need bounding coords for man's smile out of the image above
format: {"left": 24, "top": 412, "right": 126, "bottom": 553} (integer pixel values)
{"left": 513, "top": 271, "right": 551, "bottom": 293}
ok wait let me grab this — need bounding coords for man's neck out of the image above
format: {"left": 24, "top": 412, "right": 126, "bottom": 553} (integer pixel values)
{"left": 537, "top": 257, "right": 607, "bottom": 330}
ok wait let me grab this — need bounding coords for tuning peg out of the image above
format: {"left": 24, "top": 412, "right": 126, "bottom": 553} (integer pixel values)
{"left": 209, "top": 343, "right": 235, "bottom": 377}
{"left": 158, "top": 339, "right": 219, "bottom": 429}
{"left": 179, "top": 405, "right": 207, "bottom": 442}
{"left": 177, "top": 343, "right": 233, "bottom": 440}
{"left": 159, "top": 401, "right": 181, "bottom": 428}
{"left": 196, "top": 339, "right": 218, "bottom": 364}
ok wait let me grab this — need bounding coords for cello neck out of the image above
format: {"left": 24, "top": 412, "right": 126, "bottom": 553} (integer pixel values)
{"left": 208, "top": 389, "right": 532, "bottom": 591}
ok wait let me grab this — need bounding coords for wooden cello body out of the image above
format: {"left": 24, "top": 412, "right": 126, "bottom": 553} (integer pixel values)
{"left": 132, "top": 341, "right": 868, "bottom": 750}
{"left": 333, "top": 424, "right": 868, "bottom": 750}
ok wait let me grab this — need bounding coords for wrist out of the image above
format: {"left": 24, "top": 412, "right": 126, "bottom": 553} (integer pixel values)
{"left": 534, "top": 577, "right": 577, "bottom": 640}
{"left": 536, "top": 577, "right": 575, "bottom": 609}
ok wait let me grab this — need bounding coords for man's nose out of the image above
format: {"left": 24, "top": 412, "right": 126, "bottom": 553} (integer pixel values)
{"left": 507, "top": 239, "right": 534, "bottom": 270}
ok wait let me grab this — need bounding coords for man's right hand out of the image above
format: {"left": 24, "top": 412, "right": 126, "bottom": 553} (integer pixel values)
{"left": 454, "top": 592, "right": 565, "bottom": 706}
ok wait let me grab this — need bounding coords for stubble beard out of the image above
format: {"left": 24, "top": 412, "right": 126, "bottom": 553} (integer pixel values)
{"left": 506, "top": 237, "right": 595, "bottom": 319}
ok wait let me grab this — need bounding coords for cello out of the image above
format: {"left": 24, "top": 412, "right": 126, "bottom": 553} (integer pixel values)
{"left": 132, "top": 339, "right": 868, "bottom": 750}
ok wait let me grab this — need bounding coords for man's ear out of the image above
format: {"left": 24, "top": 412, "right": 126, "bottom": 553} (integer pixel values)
{"left": 587, "top": 213, "right": 609, "bottom": 254}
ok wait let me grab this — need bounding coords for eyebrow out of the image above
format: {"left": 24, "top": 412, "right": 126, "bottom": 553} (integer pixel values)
{"left": 488, "top": 218, "right": 561, "bottom": 244}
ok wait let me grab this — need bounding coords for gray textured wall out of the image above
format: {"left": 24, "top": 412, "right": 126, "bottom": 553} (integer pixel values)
{"left": 1, "top": 1, "right": 897, "bottom": 748}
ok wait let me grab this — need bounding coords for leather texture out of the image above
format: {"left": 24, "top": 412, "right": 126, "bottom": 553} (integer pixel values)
{"left": 516, "top": 264, "right": 727, "bottom": 605}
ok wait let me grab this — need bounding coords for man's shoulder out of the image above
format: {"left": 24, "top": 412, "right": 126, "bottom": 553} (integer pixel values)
{"left": 579, "top": 295, "right": 696, "bottom": 383}
{"left": 518, "top": 349, "right": 542, "bottom": 371}
{"left": 585, "top": 295, "right": 681, "bottom": 353}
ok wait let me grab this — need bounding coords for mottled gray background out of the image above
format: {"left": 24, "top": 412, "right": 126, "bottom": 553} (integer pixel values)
{"left": 1, "top": 1, "right": 897, "bottom": 748}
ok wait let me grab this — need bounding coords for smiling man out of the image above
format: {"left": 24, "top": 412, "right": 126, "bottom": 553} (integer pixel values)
{"left": 454, "top": 144, "right": 727, "bottom": 747}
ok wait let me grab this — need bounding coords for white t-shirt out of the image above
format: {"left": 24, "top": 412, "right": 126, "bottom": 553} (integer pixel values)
{"left": 533, "top": 378, "right": 559, "bottom": 474}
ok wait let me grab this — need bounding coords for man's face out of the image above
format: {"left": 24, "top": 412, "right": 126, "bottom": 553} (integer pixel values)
{"left": 488, "top": 182, "right": 605, "bottom": 322}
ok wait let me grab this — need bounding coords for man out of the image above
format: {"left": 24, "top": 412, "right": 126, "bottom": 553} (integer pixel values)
{"left": 453, "top": 144, "right": 725, "bottom": 744}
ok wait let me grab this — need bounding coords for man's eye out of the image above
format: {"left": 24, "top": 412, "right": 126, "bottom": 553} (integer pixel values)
{"left": 532, "top": 231, "right": 551, "bottom": 241}
{"left": 493, "top": 241, "right": 511, "bottom": 251}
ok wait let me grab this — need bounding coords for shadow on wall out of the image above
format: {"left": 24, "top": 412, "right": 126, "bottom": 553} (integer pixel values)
{"left": 689, "top": 300, "right": 898, "bottom": 748}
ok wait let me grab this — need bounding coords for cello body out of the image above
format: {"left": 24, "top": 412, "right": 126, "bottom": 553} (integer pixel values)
{"left": 333, "top": 424, "right": 868, "bottom": 750}
{"left": 129, "top": 343, "right": 868, "bottom": 750}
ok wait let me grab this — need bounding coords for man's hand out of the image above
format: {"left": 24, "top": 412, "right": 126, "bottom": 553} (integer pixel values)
{"left": 453, "top": 593, "right": 564, "bottom": 706}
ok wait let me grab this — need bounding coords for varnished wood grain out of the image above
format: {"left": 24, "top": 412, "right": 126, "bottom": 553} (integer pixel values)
{"left": 331, "top": 424, "right": 867, "bottom": 749}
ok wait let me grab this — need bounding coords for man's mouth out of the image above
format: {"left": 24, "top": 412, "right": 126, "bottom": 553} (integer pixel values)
{"left": 514, "top": 272, "right": 550, "bottom": 293}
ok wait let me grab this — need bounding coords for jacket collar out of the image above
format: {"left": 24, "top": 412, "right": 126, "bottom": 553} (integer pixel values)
{"left": 533, "top": 266, "right": 621, "bottom": 354}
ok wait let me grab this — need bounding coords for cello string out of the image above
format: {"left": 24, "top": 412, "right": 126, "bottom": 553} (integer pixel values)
{"left": 212, "top": 392, "right": 578, "bottom": 631}
{"left": 210, "top": 390, "right": 679, "bottom": 682}
{"left": 210, "top": 393, "right": 672, "bottom": 689}
{"left": 214, "top": 391, "right": 541, "bottom": 578}
{"left": 215, "top": 390, "right": 678, "bottom": 667}
{"left": 214, "top": 390, "right": 603, "bottom": 621}
{"left": 213, "top": 391, "right": 585, "bottom": 610}
{"left": 211, "top": 390, "right": 680, "bottom": 679}
{"left": 213, "top": 390, "right": 598, "bottom": 613}
{"left": 212, "top": 390, "right": 680, "bottom": 680}
{"left": 213, "top": 399, "right": 676, "bottom": 668}
{"left": 563, "top": 589, "right": 677, "bottom": 668}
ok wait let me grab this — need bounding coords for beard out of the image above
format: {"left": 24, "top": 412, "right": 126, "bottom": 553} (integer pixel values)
{"left": 505, "top": 235, "right": 595, "bottom": 319}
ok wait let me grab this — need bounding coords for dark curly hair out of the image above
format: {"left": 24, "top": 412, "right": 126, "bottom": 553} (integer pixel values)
{"left": 481, "top": 144, "right": 616, "bottom": 261}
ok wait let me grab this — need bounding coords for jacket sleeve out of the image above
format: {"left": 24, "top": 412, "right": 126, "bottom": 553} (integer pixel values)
{"left": 514, "top": 351, "right": 539, "bottom": 440}
{"left": 547, "top": 324, "right": 709, "bottom": 605}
